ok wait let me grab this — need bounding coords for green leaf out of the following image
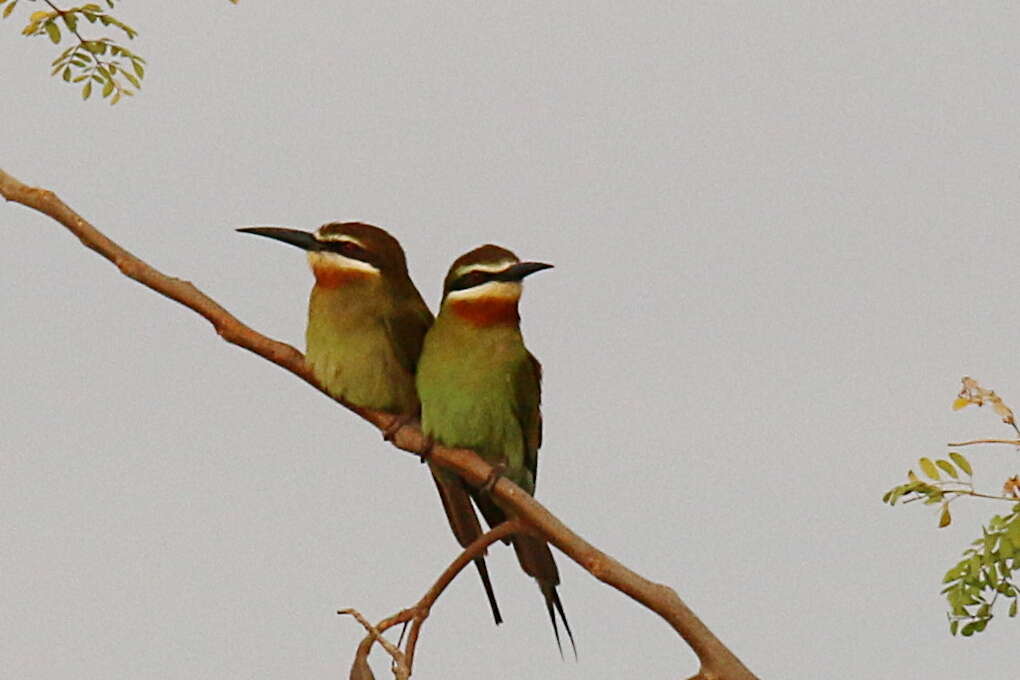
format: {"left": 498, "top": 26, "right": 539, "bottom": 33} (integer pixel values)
{"left": 82, "top": 80, "right": 92, "bottom": 99}
{"left": 132, "top": 59, "right": 143, "bottom": 78}
{"left": 101, "top": 78, "right": 114, "bottom": 97}
{"left": 969, "top": 554, "right": 982, "bottom": 576}
{"left": 2, "top": 1, "right": 16, "bottom": 19}
{"left": 944, "top": 563, "right": 966, "bottom": 583}
{"left": 961, "top": 621, "right": 976, "bottom": 636}
{"left": 948, "top": 452, "right": 972, "bottom": 475}
{"left": 63, "top": 12, "right": 76, "bottom": 32}
{"left": 44, "top": 20, "right": 60, "bottom": 44}
{"left": 1007, "top": 518, "right": 1020, "bottom": 546}
{"left": 919, "top": 457, "right": 940, "bottom": 480}
{"left": 62, "top": 66, "right": 70, "bottom": 81}
{"left": 110, "top": 90, "right": 121, "bottom": 105}
{"left": 983, "top": 536, "right": 996, "bottom": 565}
{"left": 939, "top": 503, "right": 952, "bottom": 528}
{"left": 123, "top": 71, "right": 139, "bottom": 88}
{"left": 1010, "top": 599, "right": 1018, "bottom": 617}
{"left": 936, "top": 459, "right": 958, "bottom": 479}
{"left": 949, "top": 619, "right": 959, "bottom": 635}
{"left": 1000, "top": 534, "right": 1015, "bottom": 559}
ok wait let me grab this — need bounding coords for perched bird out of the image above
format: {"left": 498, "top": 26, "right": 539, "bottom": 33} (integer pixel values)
{"left": 416, "top": 244, "right": 573, "bottom": 654}
{"left": 236, "top": 222, "right": 503, "bottom": 624}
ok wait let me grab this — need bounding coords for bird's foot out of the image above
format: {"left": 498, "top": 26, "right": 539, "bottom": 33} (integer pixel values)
{"left": 418, "top": 435, "right": 435, "bottom": 464}
{"left": 381, "top": 414, "right": 414, "bottom": 442}
{"left": 482, "top": 463, "right": 507, "bottom": 494}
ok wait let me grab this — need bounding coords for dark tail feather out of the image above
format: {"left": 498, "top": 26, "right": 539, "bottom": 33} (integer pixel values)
{"left": 540, "top": 582, "right": 576, "bottom": 659}
{"left": 548, "top": 585, "right": 576, "bottom": 660}
{"left": 430, "top": 464, "right": 503, "bottom": 625}
{"left": 469, "top": 486, "right": 574, "bottom": 653}
{"left": 512, "top": 534, "right": 577, "bottom": 658}
{"left": 543, "top": 584, "right": 563, "bottom": 658}
{"left": 473, "top": 557, "right": 503, "bottom": 625}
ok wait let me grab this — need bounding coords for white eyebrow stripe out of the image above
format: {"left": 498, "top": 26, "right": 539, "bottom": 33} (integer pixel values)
{"left": 451, "top": 259, "right": 517, "bottom": 280}
{"left": 307, "top": 250, "right": 380, "bottom": 274}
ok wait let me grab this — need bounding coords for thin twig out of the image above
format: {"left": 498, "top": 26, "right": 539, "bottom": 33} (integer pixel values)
{"left": 1, "top": 167, "right": 758, "bottom": 680}
{"left": 947, "top": 439, "right": 1020, "bottom": 447}
{"left": 337, "top": 608, "right": 410, "bottom": 680}
{"left": 404, "top": 520, "right": 521, "bottom": 670}
{"left": 351, "top": 610, "right": 415, "bottom": 680}
{"left": 341, "top": 521, "right": 521, "bottom": 678}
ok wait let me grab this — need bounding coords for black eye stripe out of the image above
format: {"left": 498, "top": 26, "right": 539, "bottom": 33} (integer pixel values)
{"left": 450, "top": 269, "right": 498, "bottom": 292}
{"left": 323, "top": 240, "right": 371, "bottom": 261}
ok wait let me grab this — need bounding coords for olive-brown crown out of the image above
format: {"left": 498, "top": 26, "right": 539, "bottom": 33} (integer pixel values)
{"left": 442, "top": 244, "right": 519, "bottom": 298}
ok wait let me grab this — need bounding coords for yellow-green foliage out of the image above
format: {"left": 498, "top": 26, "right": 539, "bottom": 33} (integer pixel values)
{"left": 2, "top": 0, "right": 238, "bottom": 103}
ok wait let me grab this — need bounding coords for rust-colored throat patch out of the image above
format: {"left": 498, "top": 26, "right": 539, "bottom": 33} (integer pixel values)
{"left": 448, "top": 297, "right": 521, "bottom": 326}
{"left": 312, "top": 262, "right": 375, "bottom": 288}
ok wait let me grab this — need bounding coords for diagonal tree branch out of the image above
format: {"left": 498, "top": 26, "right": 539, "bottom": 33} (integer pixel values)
{"left": 1, "top": 166, "right": 758, "bottom": 680}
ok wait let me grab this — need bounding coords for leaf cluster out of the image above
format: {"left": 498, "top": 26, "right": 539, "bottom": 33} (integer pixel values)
{"left": 883, "top": 453, "right": 973, "bottom": 528}
{"left": 885, "top": 377, "right": 1020, "bottom": 637}
{"left": 4, "top": 1, "right": 143, "bottom": 103}
{"left": 941, "top": 507, "right": 1020, "bottom": 636}
{"left": 5, "top": 0, "right": 240, "bottom": 101}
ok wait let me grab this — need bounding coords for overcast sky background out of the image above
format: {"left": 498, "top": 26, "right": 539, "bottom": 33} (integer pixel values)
{"left": 5, "top": 3, "right": 1020, "bottom": 679}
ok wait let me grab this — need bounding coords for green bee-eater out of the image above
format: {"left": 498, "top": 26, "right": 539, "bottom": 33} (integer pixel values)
{"left": 416, "top": 244, "right": 574, "bottom": 653}
{"left": 237, "top": 222, "right": 503, "bottom": 624}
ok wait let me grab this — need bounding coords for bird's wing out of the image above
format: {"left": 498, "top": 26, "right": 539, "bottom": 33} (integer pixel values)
{"left": 513, "top": 351, "right": 543, "bottom": 492}
{"left": 509, "top": 352, "right": 574, "bottom": 655}
{"left": 384, "top": 299, "right": 434, "bottom": 378}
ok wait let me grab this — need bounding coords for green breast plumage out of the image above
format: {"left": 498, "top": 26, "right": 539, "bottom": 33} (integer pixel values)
{"left": 306, "top": 283, "right": 427, "bottom": 415}
{"left": 416, "top": 313, "right": 540, "bottom": 494}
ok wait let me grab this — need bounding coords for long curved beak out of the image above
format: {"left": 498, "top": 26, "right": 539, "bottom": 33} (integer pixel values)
{"left": 495, "top": 261, "right": 554, "bottom": 282}
{"left": 236, "top": 227, "right": 321, "bottom": 251}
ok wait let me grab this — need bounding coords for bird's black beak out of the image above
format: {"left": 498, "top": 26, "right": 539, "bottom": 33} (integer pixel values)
{"left": 236, "top": 227, "right": 322, "bottom": 251}
{"left": 495, "top": 261, "right": 554, "bottom": 282}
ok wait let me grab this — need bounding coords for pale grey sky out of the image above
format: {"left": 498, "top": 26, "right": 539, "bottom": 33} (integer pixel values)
{"left": 5, "top": 3, "right": 1020, "bottom": 678}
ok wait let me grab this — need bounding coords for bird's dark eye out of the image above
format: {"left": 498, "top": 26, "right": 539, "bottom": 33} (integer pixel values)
{"left": 333, "top": 240, "right": 367, "bottom": 260}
